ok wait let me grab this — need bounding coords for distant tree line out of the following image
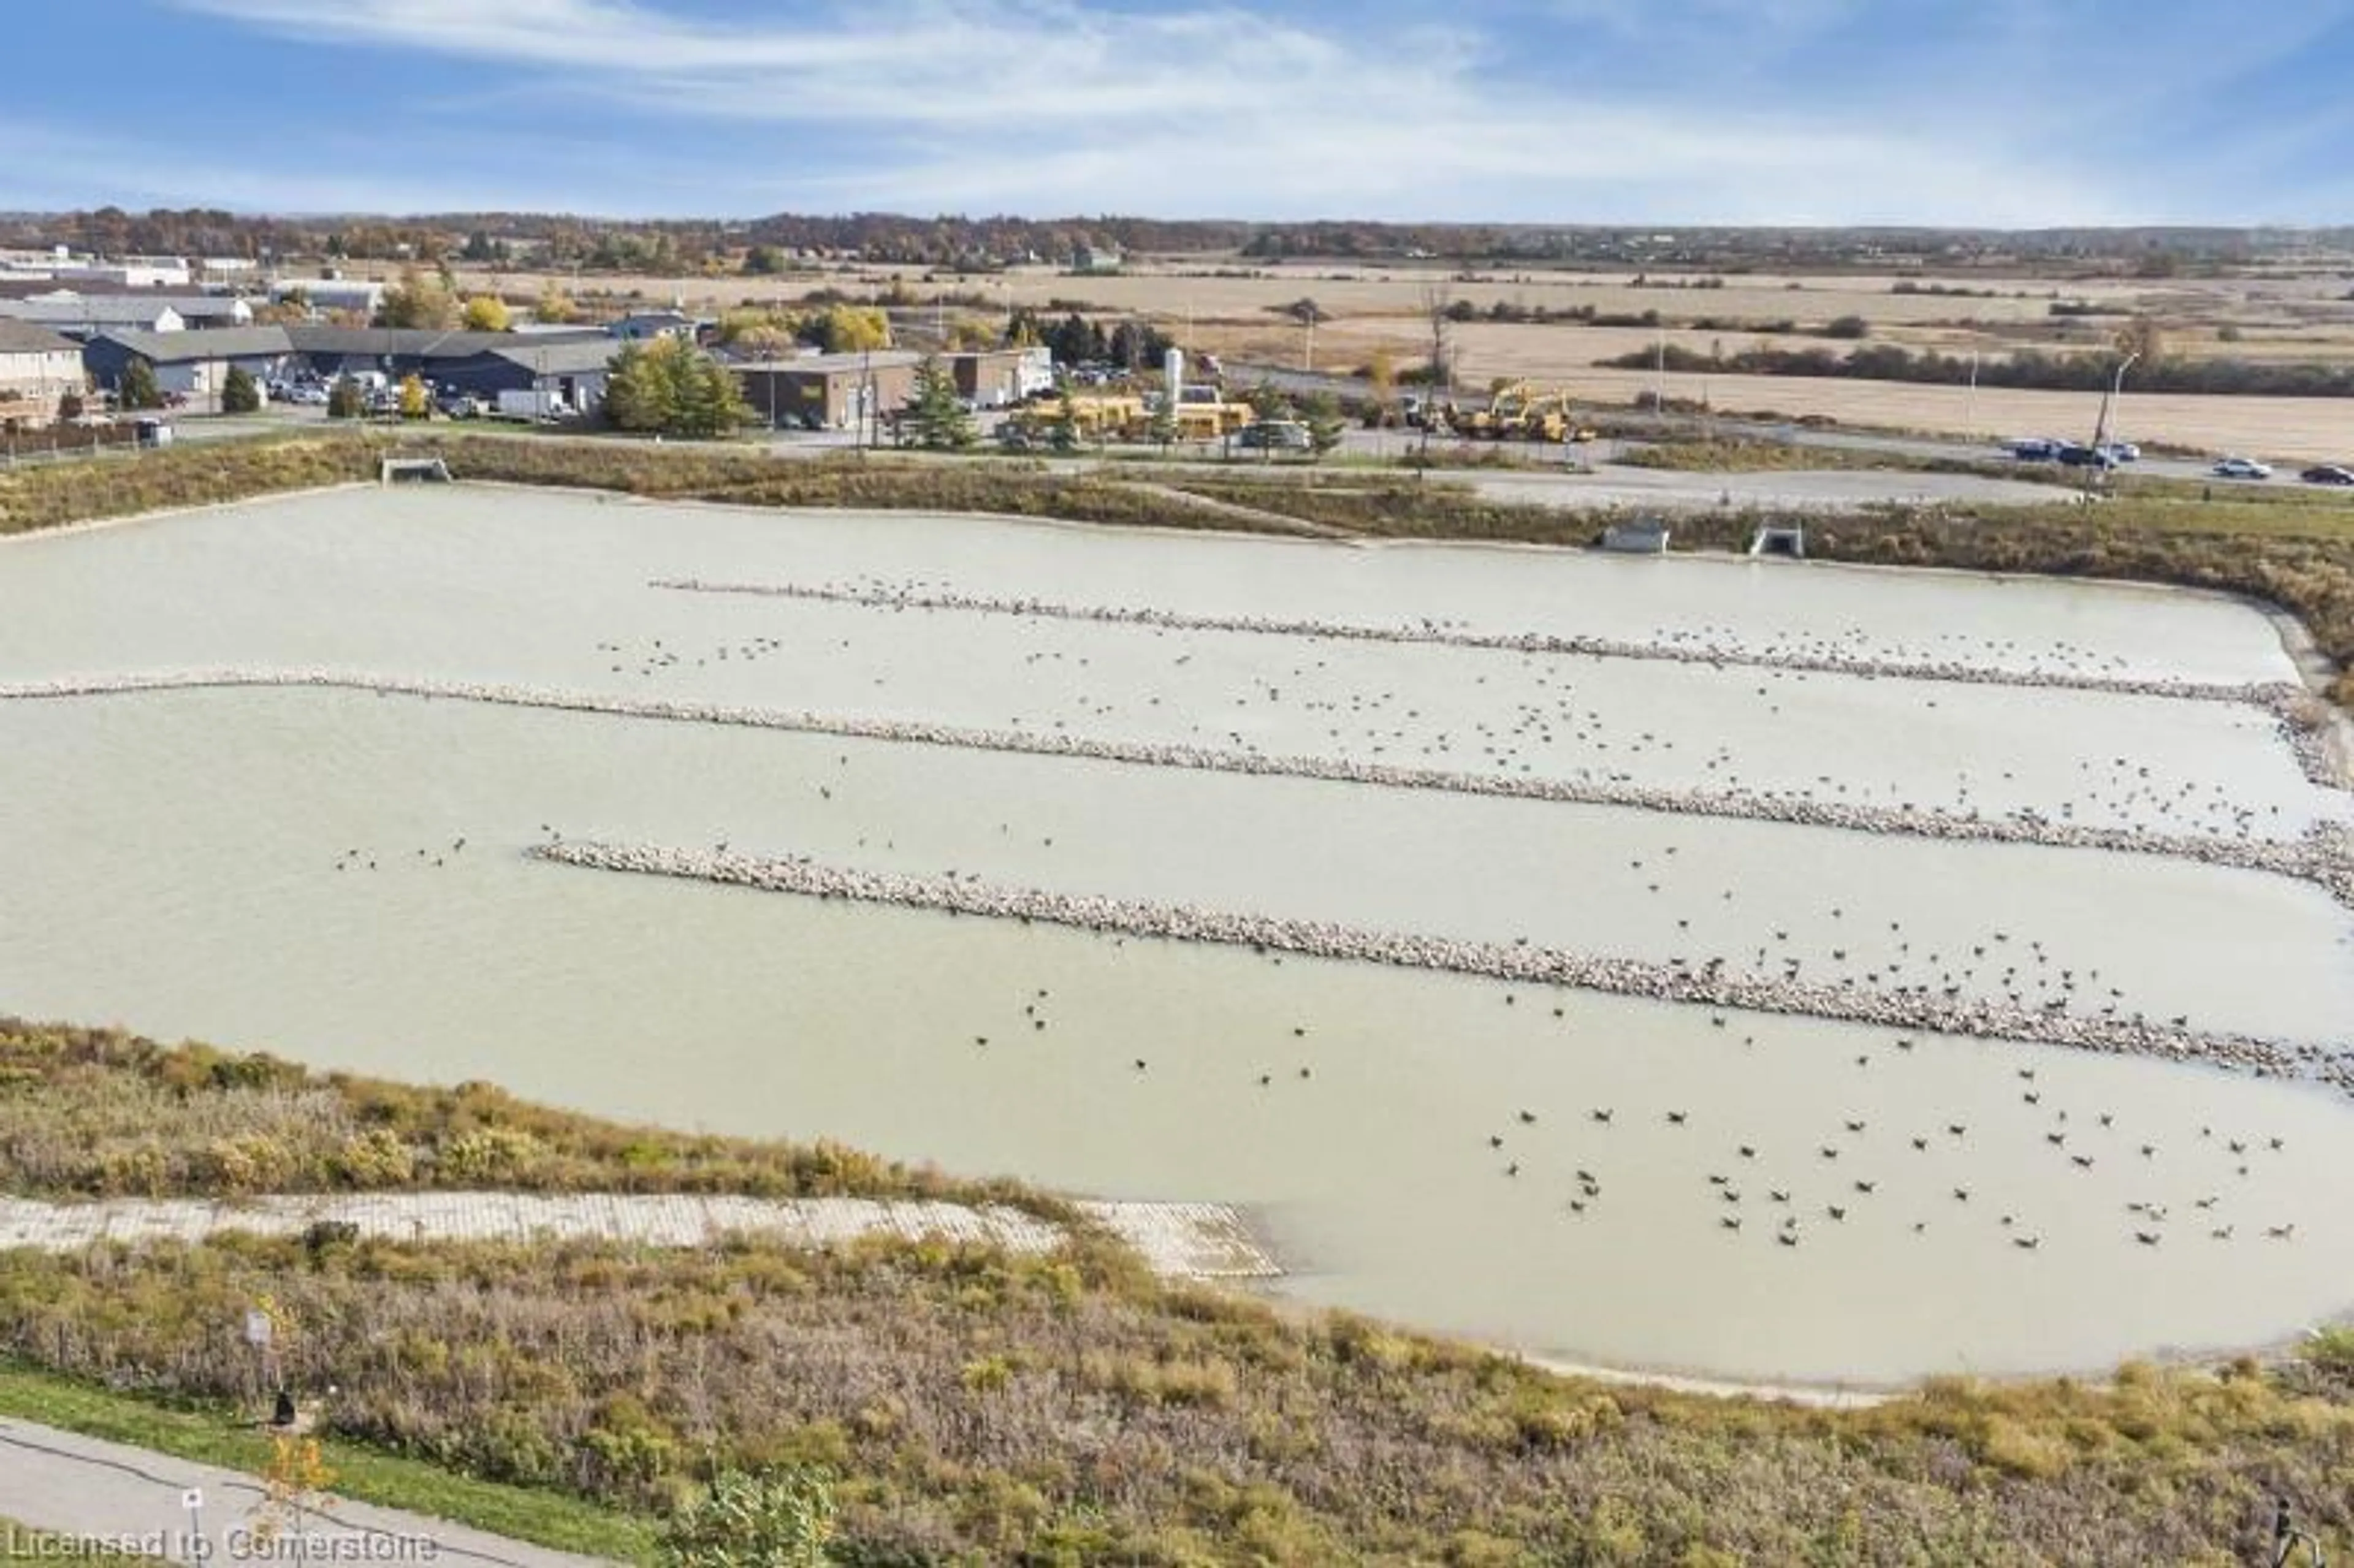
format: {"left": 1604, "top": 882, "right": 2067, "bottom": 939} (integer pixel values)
{"left": 1004, "top": 310, "right": 1174, "bottom": 369}
{"left": 1598, "top": 341, "right": 2354, "bottom": 398}
{"left": 4, "top": 207, "right": 2335, "bottom": 276}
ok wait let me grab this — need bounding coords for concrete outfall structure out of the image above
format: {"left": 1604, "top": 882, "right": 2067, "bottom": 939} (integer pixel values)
{"left": 530, "top": 840, "right": 2354, "bottom": 1097}
{"left": 6, "top": 671, "right": 2349, "bottom": 909}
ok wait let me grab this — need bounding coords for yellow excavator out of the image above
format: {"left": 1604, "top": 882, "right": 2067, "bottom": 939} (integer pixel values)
{"left": 1455, "top": 382, "right": 1597, "bottom": 443}
{"left": 1515, "top": 389, "right": 1599, "bottom": 444}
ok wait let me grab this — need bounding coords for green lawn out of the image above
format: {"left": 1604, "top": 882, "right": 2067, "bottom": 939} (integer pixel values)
{"left": 0, "top": 1365, "right": 656, "bottom": 1563}
{"left": 0, "top": 1518, "right": 167, "bottom": 1564}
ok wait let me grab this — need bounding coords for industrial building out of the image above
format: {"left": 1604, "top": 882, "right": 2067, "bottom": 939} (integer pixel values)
{"left": 282, "top": 325, "right": 609, "bottom": 382}
{"left": 83, "top": 327, "right": 294, "bottom": 411}
{"left": 430, "top": 336, "right": 623, "bottom": 416}
{"left": 732, "top": 351, "right": 921, "bottom": 431}
{"left": 951, "top": 346, "right": 1053, "bottom": 408}
{"left": 0, "top": 295, "right": 190, "bottom": 338}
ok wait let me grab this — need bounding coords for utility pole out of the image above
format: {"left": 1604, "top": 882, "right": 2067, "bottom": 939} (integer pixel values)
{"left": 1965, "top": 350, "right": 1979, "bottom": 441}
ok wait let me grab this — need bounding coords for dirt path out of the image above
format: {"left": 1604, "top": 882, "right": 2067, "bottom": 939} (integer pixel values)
{"left": 1110, "top": 479, "right": 1357, "bottom": 538}
{"left": 0, "top": 1192, "right": 1279, "bottom": 1279}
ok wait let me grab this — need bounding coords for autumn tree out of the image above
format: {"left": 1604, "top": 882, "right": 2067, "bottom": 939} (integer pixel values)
{"left": 398, "top": 374, "right": 429, "bottom": 420}
{"left": 376, "top": 266, "right": 459, "bottom": 330}
{"left": 1366, "top": 346, "right": 1397, "bottom": 425}
{"left": 461, "top": 295, "right": 512, "bottom": 332}
{"left": 249, "top": 1435, "right": 336, "bottom": 1547}
{"left": 1420, "top": 283, "right": 1455, "bottom": 397}
{"left": 533, "top": 283, "right": 581, "bottom": 324}
{"left": 800, "top": 303, "right": 891, "bottom": 353}
{"left": 2114, "top": 314, "right": 2169, "bottom": 366}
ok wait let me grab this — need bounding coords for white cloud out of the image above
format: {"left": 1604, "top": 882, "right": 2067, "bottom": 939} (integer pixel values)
{"left": 145, "top": 0, "right": 2174, "bottom": 221}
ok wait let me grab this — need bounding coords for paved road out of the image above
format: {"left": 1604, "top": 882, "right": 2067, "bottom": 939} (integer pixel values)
{"left": 1466, "top": 463, "right": 2070, "bottom": 513}
{"left": 0, "top": 1417, "right": 614, "bottom": 1567}
{"left": 1221, "top": 361, "right": 2231, "bottom": 482}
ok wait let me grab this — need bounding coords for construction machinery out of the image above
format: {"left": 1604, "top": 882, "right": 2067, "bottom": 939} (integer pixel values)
{"left": 1442, "top": 382, "right": 1598, "bottom": 443}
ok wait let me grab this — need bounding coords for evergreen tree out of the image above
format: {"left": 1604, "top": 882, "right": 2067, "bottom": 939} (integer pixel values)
{"left": 1047, "top": 372, "right": 1080, "bottom": 454}
{"left": 604, "top": 339, "right": 747, "bottom": 439}
{"left": 220, "top": 364, "right": 261, "bottom": 414}
{"left": 326, "top": 377, "right": 364, "bottom": 419}
{"left": 119, "top": 357, "right": 162, "bottom": 411}
{"left": 1302, "top": 391, "right": 1346, "bottom": 460}
{"left": 902, "top": 356, "right": 975, "bottom": 449}
{"left": 674, "top": 354, "right": 749, "bottom": 438}
{"left": 1245, "top": 381, "right": 1293, "bottom": 422}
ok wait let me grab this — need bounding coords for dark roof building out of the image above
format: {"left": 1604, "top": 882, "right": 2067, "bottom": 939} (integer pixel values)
{"left": 432, "top": 337, "right": 623, "bottom": 415}
{"left": 82, "top": 327, "right": 294, "bottom": 413}
{"left": 285, "top": 325, "right": 607, "bottom": 376}
{"left": 89, "top": 326, "right": 293, "bottom": 366}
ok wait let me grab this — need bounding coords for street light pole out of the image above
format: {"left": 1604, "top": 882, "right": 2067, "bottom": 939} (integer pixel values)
{"left": 2085, "top": 350, "right": 2136, "bottom": 498}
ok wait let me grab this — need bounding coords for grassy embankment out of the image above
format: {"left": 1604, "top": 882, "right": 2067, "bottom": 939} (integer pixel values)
{"left": 2, "top": 1020, "right": 2354, "bottom": 1564}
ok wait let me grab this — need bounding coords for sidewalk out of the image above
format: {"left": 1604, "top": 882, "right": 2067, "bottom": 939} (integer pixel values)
{"left": 0, "top": 1417, "right": 617, "bottom": 1567}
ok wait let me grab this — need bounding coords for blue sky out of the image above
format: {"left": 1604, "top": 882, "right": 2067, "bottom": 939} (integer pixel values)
{"left": 6, "top": 0, "right": 2353, "bottom": 223}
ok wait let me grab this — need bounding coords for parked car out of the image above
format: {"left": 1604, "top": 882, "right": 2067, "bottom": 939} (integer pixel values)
{"left": 2211, "top": 456, "right": 2272, "bottom": 480}
{"left": 1236, "top": 420, "right": 1312, "bottom": 451}
{"left": 2299, "top": 465, "right": 2354, "bottom": 486}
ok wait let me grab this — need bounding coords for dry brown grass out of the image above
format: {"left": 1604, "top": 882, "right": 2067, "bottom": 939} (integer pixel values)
{"left": 0, "top": 1018, "right": 1056, "bottom": 1214}
{"left": 2, "top": 1226, "right": 2349, "bottom": 1565}
{"left": 1200, "top": 316, "right": 2354, "bottom": 460}
{"left": 3, "top": 1023, "right": 2353, "bottom": 1562}
{"left": 0, "top": 435, "right": 385, "bottom": 535}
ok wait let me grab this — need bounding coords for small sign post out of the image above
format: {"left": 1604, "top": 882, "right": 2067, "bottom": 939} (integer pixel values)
{"left": 181, "top": 1488, "right": 205, "bottom": 1566}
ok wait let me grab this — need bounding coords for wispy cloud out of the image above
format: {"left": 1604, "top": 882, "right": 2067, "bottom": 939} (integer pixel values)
{"left": 17, "top": 0, "right": 2336, "bottom": 221}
